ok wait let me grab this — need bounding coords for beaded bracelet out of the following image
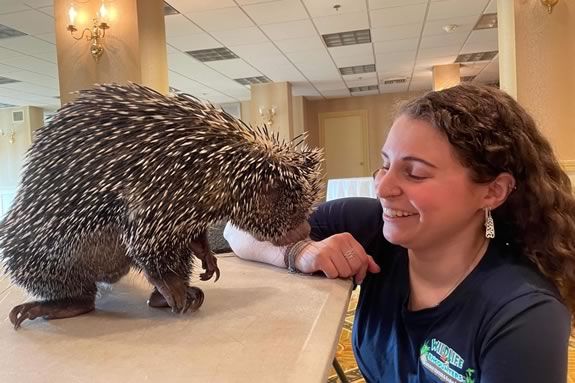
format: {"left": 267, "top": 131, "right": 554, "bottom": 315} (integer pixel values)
{"left": 284, "top": 239, "right": 313, "bottom": 273}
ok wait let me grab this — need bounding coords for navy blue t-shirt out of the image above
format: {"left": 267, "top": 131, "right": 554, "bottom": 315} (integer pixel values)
{"left": 309, "top": 197, "right": 571, "bottom": 383}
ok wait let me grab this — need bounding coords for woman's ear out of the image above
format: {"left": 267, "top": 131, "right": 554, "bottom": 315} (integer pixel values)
{"left": 484, "top": 172, "right": 516, "bottom": 209}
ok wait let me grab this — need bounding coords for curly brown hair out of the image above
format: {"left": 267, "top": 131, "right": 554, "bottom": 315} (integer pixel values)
{"left": 398, "top": 83, "right": 575, "bottom": 317}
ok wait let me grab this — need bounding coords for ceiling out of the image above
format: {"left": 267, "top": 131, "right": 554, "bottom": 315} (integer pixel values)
{"left": 0, "top": 0, "right": 499, "bottom": 111}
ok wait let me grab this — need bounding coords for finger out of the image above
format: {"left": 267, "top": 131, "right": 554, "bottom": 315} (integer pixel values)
{"left": 354, "top": 262, "right": 368, "bottom": 285}
{"left": 367, "top": 255, "right": 381, "bottom": 273}
{"left": 330, "top": 249, "right": 353, "bottom": 278}
{"left": 317, "top": 257, "right": 339, "bottom": 279}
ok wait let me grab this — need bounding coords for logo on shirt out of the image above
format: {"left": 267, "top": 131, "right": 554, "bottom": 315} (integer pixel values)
{"left": 419, "top": 338, "right": 475, "bottom": 383}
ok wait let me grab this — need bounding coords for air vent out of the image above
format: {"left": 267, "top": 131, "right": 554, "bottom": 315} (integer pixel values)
{"left": 0, "top": 76, "right": 21, "bottom": 85}
{"left": 12, "top": 110, "right": 24, "bottom": 123}
{"left": 0, "top": 24, "right": 27, "bottom": 39}
{"left": 164, "top": 2, "right": 180, "bottom": 15}
{"left": 461, "top": 75, "right": 476, "bottom": 82}
{"left": 185, "top": 47, "right": 238, "bottom": 62}
{"left": 382, "top": 78, "right": 407, "bottom": 85}
{"left": 474, "top": 13, "right": 497, "bottom": 30}
{"left": 339, "top": 64, "right": 375, "bottom": 76}
{"left": 234, "top": 76, "right": 271, "bottom": 86}
{"left": 455, "top": 51, "right": 498, "bottom": 63}
{"left": 349, "top": 85, "right": 378, "bottom": 93}
{"left": 0, "top": 103, "right": 15, "bottom": 108}
{"left": 322, "top": 29, "right": 371, "bottom": 48}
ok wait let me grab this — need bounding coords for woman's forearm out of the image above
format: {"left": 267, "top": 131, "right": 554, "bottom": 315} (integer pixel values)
{"left": 223, "top": 222, "right": 288, "bottom": 268}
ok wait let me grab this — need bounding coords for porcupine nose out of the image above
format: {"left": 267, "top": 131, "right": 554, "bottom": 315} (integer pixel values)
{"left": 271, "top": 221, "right": 311, "bottom": 246}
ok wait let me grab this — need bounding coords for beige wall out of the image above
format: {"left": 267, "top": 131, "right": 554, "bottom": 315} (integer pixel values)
{"left": 54, "top": 0, "right": 168, "bottom": 104}
{"left": 499, "top": 0, "right": 575, "bottom": 168}
{"left": 0, "top": 106, "right": 43, "bottom": 189}
{"left": 304, "top": 91, "right": 425, "bottom": 173}
{"left": 249, "top": 82, "right": 293, "bottom": 141}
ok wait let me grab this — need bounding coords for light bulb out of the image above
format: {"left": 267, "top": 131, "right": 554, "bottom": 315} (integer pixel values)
{"left": 68, "top": 6, "right": 77, "bottom": 25}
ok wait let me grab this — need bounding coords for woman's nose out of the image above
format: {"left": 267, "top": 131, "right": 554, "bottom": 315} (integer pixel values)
{"left": 373, "top": 168, "right": 401, "bottom": 198}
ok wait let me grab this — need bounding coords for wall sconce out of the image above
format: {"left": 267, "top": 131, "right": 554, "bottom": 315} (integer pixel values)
{"left": 258, "top": 106, "right": 277, "bottom": 126}
{"left": 66, "top": 2, "right": 110, "bottom": 61}
{"left": 540, "top": 0, "right": 559, "bottom": 13}
{"left": 1, "top": 128, "right": 16, "bottom": 144}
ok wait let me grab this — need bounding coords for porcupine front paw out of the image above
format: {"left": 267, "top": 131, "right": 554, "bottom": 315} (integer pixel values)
{"left": 9, "top": 298, "right": 95, "bottom": 330}
{"left": 147, "top": 286, "right": 204, "bottom": 313}
{"left": 199, "top": 252, "right": 220, "bottom": 282}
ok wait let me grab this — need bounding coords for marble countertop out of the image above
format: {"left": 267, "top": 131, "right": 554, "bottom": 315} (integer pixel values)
{"left": 0, "top": 254, "right": 352, "bottom": 383}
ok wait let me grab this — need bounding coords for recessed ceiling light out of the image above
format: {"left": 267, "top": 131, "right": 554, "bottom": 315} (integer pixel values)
{"left": 474, "top": 13, "right": 498, "bottom": 30}
{"left": 442, "top": 24, "right": 458, "bottom": 33}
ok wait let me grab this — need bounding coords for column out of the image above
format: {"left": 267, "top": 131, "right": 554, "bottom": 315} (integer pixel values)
{"left": 498, "top": 0, "right": 575, "bottom": 181}
{"left": 250, "top": 82, "right": 294, "bottom": 142}
{"left": 54, "top": 0, "right": 168, "bottom": 104}
{"left": 432, "top": 63, "right": 460, "bottom": 91}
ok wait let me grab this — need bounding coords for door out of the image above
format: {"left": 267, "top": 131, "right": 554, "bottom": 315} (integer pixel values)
{"left": 319, "top": 110, "right": 369, "bottom": 179}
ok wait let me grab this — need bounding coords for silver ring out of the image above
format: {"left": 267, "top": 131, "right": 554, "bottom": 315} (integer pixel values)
{"left": 343, "top": 248, "right": 355, "bottom": 261}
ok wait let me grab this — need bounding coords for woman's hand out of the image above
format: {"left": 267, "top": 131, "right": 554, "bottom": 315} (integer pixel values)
{"left": 294, "top": 233, "right": 381, "bottom": 285}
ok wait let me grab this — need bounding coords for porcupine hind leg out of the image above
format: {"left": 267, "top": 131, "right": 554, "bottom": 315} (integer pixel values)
{"left": 9, "top": 297, "right": 95, "bottom": 330}
{"left": 190, "top": 230, "right": 220, "bottom": 282}
{"left": 146, "top": 231, "right": 219, "bottom": 310}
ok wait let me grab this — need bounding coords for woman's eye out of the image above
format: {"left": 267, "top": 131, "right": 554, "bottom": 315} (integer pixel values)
{"left": 407, "top": 173, "right": 427, "bottom": 180}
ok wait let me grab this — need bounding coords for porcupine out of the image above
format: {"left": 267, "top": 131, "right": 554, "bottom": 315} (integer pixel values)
{"left": 0, "top": 83, "right": 323, "bottom": 329}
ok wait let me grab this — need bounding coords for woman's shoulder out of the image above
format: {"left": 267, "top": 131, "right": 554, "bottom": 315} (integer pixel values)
{"left": 471, "top": 241, "right": 570, "bottom": 335}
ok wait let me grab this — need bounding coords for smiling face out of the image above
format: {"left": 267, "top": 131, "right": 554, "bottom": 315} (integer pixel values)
{"left": 375, "top": 114, "right": 489, "bottom": 251}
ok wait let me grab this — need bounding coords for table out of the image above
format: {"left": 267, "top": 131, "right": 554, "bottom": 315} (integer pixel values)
{"left": 326, "top": 176, "right": 376, "bottom": 201}
{"left": 0, "top": 254, "right": 352, "bottom": 383}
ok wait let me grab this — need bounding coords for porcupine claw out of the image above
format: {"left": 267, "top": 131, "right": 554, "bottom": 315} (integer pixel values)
{"left": 148, "top": 286, "right": 204, "bottom": 313}
{"left": 9, "top": 299, "right": 95, "bottom": 330}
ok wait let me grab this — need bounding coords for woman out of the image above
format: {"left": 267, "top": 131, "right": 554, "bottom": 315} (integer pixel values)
{"left": 224, "top": 84, "right": 575, "bottom": 382}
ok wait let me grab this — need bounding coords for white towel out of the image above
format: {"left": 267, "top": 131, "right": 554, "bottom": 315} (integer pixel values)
{"left": 223, "top": 222, "right": 288, "bottom": 268}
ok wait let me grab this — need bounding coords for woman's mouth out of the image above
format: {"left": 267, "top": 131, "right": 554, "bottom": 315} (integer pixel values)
{"left": 382, "top": 207, "right": 418, "bottom": 218}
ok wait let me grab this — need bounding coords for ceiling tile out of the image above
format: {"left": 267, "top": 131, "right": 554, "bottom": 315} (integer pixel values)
{"left": 427, "top": 0, "right": 490, "bottom": 21}
{"left": 167, "top": 0, "right": 237, "bottom": 14}
{"left": 312, "top": 80, "right": 348, "bottom": 91}
{"left": 186, "top": 7, "right": 254, "bottom": 32}
{"left": 376, "top": 50, "right": 416, "bottom": 64}
{"left": 206, "top": 58, "right": 261, "bottom": 78}
{"left": 258, "top": 63, "right": 307, "bottom": 82}
{"left": 0, "top": 9, "right": 54, "bottom": 35}
{"left": 417, "top": 45, "right": 461, "bottom": 59}
{"left": 419, "top": 33, "right": 468, "bottom": 50}
{"left": 231, "top": 42, "right": 283, "bottom": 63}
{"left": 165, "top": 14, "right": 204, "bottom": 37}
{"left": 34, "top": 32, "right": 56, "bottom": 44}
{"left": 484, "top": 0, "right": 497, "bottom": 14}
{"left": 370, "top": 4, "right": 427, "bottom": 28}
{"left": 1, "top": 55, "right": 56, "bottom": 77}
{"left": 0, "top": 62, "right": 22, "bottom": 76}
{"left": 274, "top": 35, "right": 325, "bottom": 53}
{"left": 291, "top": 82, "right": 321, "bottom": 97}
{"left": 36, "top": 6, "right": 53, "bottom": 17}
{"left": 285, "top": 49, "right": 333, "bottom": 65}
{"left": 6, "top": 71, "right": 59, "bottom": 88}
{"left": 345, "top": 75, "right": 378, "bottom": 88}
{"left": 332, "top": 54, "right": 375, "bottom": 68}
{"left": 211, "top": 27, "right": 269, "bottom": 46}
{"left": 303, "top": 0, "right": 366, "bottom": 17}
{"left": 329, "top": 43, "right": 372, "bottom": 58}
{"left": 368, "top": 0, "right": 427, "bottom": 10}
{"left": 243, "top": 0, "right": 308, "bottom": 25}
{"left": 312, "top": 11, "right": 369, "bottom": 35}
{"left": 167, "top": 33, "right": 222, "bottom": 51}
{"left": 423, "top": 16, "right": 478, "bottom": 36}
{"left": 352, "top": 89, "right": 380, "bottom": 96}
{"left": 260, "top": 19, "right": 317, "bottom": 40}
{"left": 0, "top": 36, "right": 54, "bottom": 54}
{"left": 374, "top": 38, "right": 419, "bottom": 54}
{"left": 0, "top": 1, "right": 30, "bottom": 14}
{"left": 460, "top": 29, "right": 498, "bottom": 54}
{"left": 371, "top": 23, "right": 421, "bottom": 42}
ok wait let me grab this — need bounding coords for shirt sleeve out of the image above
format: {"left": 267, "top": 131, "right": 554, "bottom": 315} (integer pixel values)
{"left": 308, "top": 197, "right": 386, "bottom": 257}
{"left": 479, "top": 293, "right": 571, "bottom": 383}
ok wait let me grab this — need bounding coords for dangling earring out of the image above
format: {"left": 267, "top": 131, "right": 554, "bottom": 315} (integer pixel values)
{"left": 484, "top": 207, "right": 495, "bottom": 239}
